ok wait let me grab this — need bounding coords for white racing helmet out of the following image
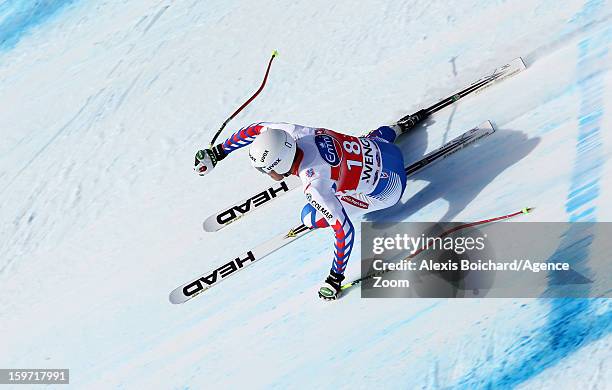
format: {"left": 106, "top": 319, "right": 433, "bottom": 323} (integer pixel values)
{"left": 249, "top": 129, "right": 297, "bottom": 175}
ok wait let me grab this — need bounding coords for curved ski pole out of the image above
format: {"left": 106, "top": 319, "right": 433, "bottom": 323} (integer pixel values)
{"left": 209, "top": 50, "right": 279, "bottom": 147}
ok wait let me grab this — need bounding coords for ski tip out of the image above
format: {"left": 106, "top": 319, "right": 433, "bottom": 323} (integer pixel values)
{"left": 169, "top": 290, "right": 188, "bottom": 305}
{"left": 202, "top": 220, "right": 221, "bottom": 232}
{"left": 522, "top": 207, "right": 535, "bottom": 214}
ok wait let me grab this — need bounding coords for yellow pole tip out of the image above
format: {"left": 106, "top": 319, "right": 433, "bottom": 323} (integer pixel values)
{"left": 272, "top": 50, "right": 279, "bottom": 57}
{"left": 522, "top": 207, "right": 534, "bottom": 214}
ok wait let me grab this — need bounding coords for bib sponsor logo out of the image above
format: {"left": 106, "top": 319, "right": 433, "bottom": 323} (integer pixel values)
{"left": 360, "top": 138, "right": 374, "bottom": 183}
{"left": 341, "top": 195, "right": 369, "bottom": 209}
{"left": 315, "top": 134, "right": 342, "bottom": 166}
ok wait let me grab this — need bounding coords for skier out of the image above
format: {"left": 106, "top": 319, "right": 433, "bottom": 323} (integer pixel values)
{"left": 194, "top": 122, "right": 409, "bottom": 300}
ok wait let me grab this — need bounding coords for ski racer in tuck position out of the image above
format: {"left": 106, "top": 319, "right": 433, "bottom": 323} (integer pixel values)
{"left": 194, "top": 122, "right": 409, "bottom": 300}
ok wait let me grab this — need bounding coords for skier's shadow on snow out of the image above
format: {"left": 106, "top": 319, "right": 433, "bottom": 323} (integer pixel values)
{"left": 365, "top": 126, "right": 540, "bottom": 223}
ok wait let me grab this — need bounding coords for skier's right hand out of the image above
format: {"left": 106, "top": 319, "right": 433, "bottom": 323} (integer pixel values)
{"left": 194, "top": 144, "right": 227, "bottom": 176}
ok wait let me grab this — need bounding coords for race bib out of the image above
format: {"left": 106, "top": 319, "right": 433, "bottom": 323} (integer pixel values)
{"left": 314, "top": 129, "right": 381, "bottom": 192}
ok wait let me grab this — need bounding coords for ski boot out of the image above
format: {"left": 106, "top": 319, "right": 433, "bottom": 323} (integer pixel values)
{"left": 318, "top": 270, "right": 345, "bottom": 300}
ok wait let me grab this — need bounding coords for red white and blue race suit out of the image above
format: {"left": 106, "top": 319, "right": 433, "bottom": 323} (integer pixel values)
{"left": 221, "top": 122, "right": 407, "bottom": 276}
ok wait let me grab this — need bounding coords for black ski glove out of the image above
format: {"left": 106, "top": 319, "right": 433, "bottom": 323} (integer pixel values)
{"left": 194, "top": 144, "right": 227, "bottom": 176}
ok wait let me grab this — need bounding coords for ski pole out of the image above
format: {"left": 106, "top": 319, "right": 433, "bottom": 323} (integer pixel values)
{"left": 342, "top": 207, "right": 535, "bottom": 290}
{"left": 209, "top": 50, "right": 279, "bottom": 147}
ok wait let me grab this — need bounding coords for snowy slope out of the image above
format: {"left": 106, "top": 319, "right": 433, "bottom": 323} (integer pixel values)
{"left": 1, "top": 0, "right": 611, "bottom": 388}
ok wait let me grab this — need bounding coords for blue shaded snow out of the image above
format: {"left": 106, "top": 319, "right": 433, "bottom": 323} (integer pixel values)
{"left": 0, "top": 0, "right": 78, "bottom": 51}
{"left": 455, "top": 4, "right": 611, "bottom": 388}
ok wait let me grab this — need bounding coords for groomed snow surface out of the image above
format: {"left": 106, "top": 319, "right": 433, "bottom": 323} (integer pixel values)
{"left": 1, "top": 0, "right": 611, "bottom": 388}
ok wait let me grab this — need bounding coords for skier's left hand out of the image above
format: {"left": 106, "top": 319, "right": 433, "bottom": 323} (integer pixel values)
{"left": 194, "top": 144, "right": 226, "bottom": 176}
